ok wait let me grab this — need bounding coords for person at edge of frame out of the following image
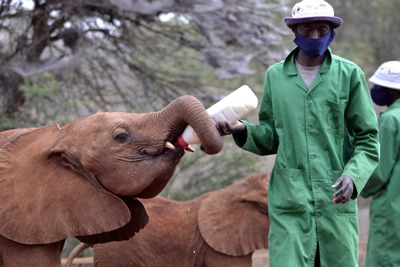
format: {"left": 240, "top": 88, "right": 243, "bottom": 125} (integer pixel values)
{"left": 361, "top": 61, "right": 400, "bottom": 267}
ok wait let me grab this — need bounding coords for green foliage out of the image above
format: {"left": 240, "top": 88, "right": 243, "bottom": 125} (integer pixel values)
{"left": 21, "top": 72, "right": 59, "bottom": 99}
{"left": 15, "top": 72, "right": 77, "bottom": 127}
{"left": 330, "top": 0, "right": 399, "bottom": 76}
{"left": 161, "top": 147, "right": 261, "bottom": 200}
{"left": 1, "top": 72, "right": 78, "bottom": 129}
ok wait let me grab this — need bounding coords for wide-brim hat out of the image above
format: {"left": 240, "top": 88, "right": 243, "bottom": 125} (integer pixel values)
{"left": 369, "top": 61, "right": 400, "bottom": 90}
{"left": 284, "top": 0, "right": 343, "bottom": 29}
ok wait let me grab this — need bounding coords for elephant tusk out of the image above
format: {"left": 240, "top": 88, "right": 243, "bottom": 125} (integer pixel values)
{"left": 165, "top": 141, "right": 176, "bottom": 150}
{"left": 184, "top": 145, "right": 195, "bottom": 153}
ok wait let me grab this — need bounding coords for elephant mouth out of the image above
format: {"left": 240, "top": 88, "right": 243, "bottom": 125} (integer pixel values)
{"left": 163, "top": 142, "right": 185, "bottom": 162}
{"left": 165, "top": 140, "right": 195, "bottom": 153}
{"left": 164, "top": 141, "right": 188, "bottom": 158}
{"left": 139, "top": 141, "right": 184, "bottom": 161}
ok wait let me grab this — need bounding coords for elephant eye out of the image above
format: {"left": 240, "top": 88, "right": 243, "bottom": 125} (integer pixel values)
{"left": 114, "top": 132, "right": 130, "bottom": 142}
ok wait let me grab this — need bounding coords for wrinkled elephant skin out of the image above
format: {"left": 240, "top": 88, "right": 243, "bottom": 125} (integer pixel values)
{"left": 69, "top": 173, "right": 270, "bottom": 267}
{"left": 0, "top": 95, "right": 223, "bottom": 267}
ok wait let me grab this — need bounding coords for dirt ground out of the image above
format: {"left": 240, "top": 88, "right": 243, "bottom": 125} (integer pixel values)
{"left": 252, "top": 197, "right": 371, "bottom": 267}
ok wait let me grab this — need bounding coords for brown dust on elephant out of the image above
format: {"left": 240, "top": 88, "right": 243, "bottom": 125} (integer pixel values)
{"left": 68, "top": 172, "right": 270, "bottom": 267}
{"left": 0, "top": 95, "right": 223, "bottom": 267}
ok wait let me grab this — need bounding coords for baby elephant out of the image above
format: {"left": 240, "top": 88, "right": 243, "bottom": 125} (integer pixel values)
{"left": 0, "top": 95, "right": 223, "bottom": 266}
{"left": 68, "top": 172, "right": 270, "bottom": 267}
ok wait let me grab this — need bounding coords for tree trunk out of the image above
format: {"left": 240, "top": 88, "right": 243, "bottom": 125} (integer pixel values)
{"left": 0, "top": 68, "right": 24, "bottom": 114}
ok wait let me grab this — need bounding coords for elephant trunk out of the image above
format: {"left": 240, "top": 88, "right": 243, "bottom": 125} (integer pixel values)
{"left": 158, "top": 95, "right": 223, "bottom": 155}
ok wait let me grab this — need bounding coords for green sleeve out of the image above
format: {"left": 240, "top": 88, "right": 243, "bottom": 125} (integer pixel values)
{"left": 232, "top": 70, "right": 278, "bottom": 155}
{"left": 341, "top": 71, "right": 380, "bottom": 198}
{"left": 361, "top": 115, "right": 398, "bottom": 197}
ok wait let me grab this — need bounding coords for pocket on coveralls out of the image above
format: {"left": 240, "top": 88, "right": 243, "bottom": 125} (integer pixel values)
{"left": 322, "top": 101, "right": 345, "bottom": 134}
{"left": 271, "top": 168, "right": 306, "bottom": 213}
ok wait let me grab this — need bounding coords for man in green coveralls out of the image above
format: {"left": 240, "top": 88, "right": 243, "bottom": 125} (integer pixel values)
{"left": 361, "top": 61, "right": 400, "bottom": 267}
{"left": 216, "top": 0, "right": 380, "bottom": 266}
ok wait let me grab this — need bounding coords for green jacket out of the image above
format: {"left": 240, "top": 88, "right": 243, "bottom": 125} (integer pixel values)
{"left": 234, "top": 48, "right": 380, "bottom": 267}
{"left": 361, "top": 99, "right": 400, "bottom": 267}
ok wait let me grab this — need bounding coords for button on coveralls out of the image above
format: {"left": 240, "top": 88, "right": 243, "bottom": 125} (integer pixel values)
{"left": 361, "top": 99, "right": 400, "bottom": 267}
{"left": 234, "top": 48, "right": 380, "bottom": 267}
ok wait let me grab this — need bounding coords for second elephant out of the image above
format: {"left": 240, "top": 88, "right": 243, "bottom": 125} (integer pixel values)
{"left": 69, "top": 172, "right": 270, "bottom": 267}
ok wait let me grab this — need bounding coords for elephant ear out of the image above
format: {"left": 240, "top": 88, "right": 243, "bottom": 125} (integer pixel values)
{"left": 77, "top": 196, "right": 149, "bottom": 244}
{"left": 198, "top": 173, "right": 270, "bottom": 256}
{"left": 0, "top": 125, "right": 147, "bottom": 245}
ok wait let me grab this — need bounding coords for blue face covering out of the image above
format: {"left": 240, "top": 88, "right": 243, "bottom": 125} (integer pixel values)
{"left": 294, "top": 29, "right": 336, "bottom": 58}
{"left": 370, "top": 88, "right": 395, "bottom": 106}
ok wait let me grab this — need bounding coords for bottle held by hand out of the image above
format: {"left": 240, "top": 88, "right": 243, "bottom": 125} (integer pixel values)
{"left": 177, "top": 85, "right": 258, "bottom": 151}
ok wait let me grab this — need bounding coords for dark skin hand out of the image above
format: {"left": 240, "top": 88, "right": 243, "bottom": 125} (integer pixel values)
{"left": 215, "top": 121, "right": 246, "bottom": 136}
{"left": 332, "top": 175, "right": 354, "bottom": 204}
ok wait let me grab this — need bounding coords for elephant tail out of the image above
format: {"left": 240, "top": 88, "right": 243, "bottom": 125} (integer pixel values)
{"left": 65, "top": 242, "right": 92, "bottom": 267}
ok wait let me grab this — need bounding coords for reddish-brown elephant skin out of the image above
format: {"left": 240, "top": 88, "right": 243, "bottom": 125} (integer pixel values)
{"left": 0, "top": 95, "right": 223, "bottom": 267}
{"left": 69, "top": 172, "right": 270, "bottom": 267}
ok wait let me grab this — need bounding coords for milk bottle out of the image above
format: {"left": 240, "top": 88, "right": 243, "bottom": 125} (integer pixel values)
{"left": 177, "top": 85, "right": 258, "bottom": 151}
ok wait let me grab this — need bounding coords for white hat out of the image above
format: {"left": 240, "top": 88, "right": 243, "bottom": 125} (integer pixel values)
{"left": 369, "top": 61, "right": 400, "bottom": 90}
{"left": 284, "top": 0, "right": 343, "bottom": 29}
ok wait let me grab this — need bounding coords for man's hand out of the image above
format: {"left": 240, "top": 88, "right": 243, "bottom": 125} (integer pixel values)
{"left": 332, "top": 175, "right": 354, "bottom": 204}
{"left": 215, "top": 121, "right": 246, "bottom": 136}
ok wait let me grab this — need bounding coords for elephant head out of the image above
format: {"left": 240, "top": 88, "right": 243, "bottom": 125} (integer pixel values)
{"left": 0, "top": 95, "right": 223, "bottom": 247}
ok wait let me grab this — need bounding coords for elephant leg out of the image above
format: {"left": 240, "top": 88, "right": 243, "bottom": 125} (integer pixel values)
{"left": 0, "top": 235, "right": 64, "bottom": 267}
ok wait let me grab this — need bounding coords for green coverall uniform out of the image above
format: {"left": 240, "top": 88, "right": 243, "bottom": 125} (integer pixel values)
{"left": 361, "top": 99, "right": 400, "bottom": 267}
{"left": 234, "top": 47, "right": 380, "bottom": 267}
